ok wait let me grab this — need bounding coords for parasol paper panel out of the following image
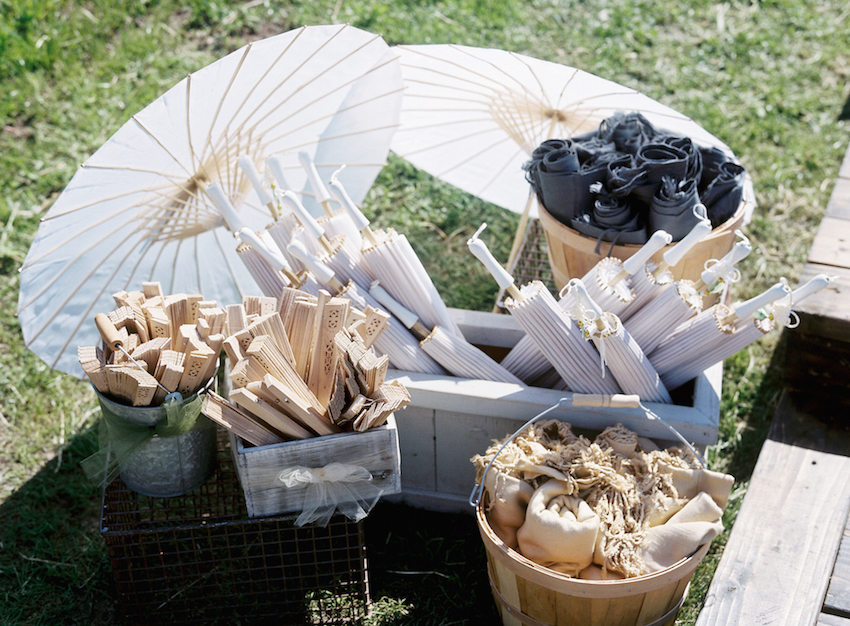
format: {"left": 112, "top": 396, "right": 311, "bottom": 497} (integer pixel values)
{"left": 18, "top": 24, "right": 404, "bottom": 376}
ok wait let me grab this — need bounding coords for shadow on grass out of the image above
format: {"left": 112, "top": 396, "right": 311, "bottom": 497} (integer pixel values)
{"left": 365, "top": 501, "right": 500, "bottom": 625}
{"left": 0, "top": 422, "right": 499, "bottom": 626}
{"left": 0, "top": 425, "right": 118, "bottom": 626}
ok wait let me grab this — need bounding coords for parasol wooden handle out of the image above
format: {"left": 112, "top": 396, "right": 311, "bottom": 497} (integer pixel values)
{"left": 572, "top": 393, "right": 641, "bottom": 409}
{"left": 95, "top": 313, "right": 123, "bottom": 350}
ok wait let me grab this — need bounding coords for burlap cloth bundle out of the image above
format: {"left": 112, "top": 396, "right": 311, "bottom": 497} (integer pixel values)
{"left": 472, "top": 420, "right": 733, "bottom": 579}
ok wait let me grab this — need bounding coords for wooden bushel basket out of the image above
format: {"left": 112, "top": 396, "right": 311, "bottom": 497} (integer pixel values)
{"left": 538, "top": 201, "right": 747, "bottom": 292}
{"left": 476, "top": 495, "right": 710, "bottom": 626}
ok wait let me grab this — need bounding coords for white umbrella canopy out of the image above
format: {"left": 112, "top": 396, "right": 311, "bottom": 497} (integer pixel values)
{"left": 390, "top": 43, "right": 744, "bottom": 220}
{"left": 18, "top": 24, "right": 404, "bottom": 376}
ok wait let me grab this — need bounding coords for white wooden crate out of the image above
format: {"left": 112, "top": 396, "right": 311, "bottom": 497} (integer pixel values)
{"left": 230, "top": 415, "right": 401, "bottom": 518}
{"left": 386, "top": 308, "right": 721, "bottom": 514}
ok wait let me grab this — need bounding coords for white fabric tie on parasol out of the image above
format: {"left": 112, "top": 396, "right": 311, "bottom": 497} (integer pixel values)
{"left": 497, "top": 231, "right": 670, "bottom": 384}
{"left": 650, "top": 281, "right": 792, "bottom": 390}
{"left": 585, "top": 230, "right": 673, "bottom": 319}
{"left": 625, "top": 229, "right": 751, "bottom": 353}
{"left": 620, "top": 211, "right": 712, "bottom": 321}
{"left": 567, "top": 279, "right": 672, "bottom": 403}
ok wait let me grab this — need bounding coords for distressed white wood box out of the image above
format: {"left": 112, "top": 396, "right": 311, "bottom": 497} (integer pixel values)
{"left": 230, "top": 415, "right": 401, "bottom": 518}
{"left": 386, "top": 308, "right": 722, "bottom": 514}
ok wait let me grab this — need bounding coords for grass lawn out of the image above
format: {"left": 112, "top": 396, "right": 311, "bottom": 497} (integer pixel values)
{"left": 1, "top": 1, "right": 848, "bottom": 624}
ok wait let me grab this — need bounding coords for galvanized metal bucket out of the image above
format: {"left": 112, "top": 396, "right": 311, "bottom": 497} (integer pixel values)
{"left": 96, "top": 390, "right": 217, "bottom": 498}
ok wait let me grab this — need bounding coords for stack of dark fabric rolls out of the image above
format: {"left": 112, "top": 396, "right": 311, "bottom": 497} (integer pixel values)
{"left": 524, "top": 112, "right": 746, "bottom": 246}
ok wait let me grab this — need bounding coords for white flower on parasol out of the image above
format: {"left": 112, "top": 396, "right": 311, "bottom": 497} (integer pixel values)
{"left": 619, "top": 210, "right": 713, "bottom": 320}
{"left": 624, "top": 229, "right": 752, "bottom": 354}
{"left": 649, "top": 280, "right": 799, "bottom": 390}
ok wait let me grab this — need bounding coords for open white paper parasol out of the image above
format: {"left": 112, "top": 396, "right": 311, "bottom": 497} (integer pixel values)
{"left": 368, "top": 283, "right": 522, "bottom": 384}
{"left": 390, "top": 43, "right": 754, "bottom": 268}
{"left": 649, "top": 280, "right": 796, "bottom": 390}
{"left": 468, "top": 227, "right": 620, "bottom": 394}
{"left": 18, "top": 24, "right": 404, "bottom": 376}
{"left": 567, "top": 278, "right": 672, "bottom": 403}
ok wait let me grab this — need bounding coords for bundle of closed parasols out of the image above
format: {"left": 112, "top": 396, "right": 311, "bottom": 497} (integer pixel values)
{"left": 197, "top": 151, "right": 831, "bottom": 406}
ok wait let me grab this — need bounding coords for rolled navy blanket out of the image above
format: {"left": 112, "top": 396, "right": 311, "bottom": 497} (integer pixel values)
{"left": 648, "top": 176, "right": 705, "bottom": 241}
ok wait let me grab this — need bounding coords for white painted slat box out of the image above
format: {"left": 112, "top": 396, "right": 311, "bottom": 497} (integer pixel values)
{"left": 387, "top": 308, "right": 722, "bottom": 513}
{"left": 230, "top": 415, "right": 401, "bottom": 518}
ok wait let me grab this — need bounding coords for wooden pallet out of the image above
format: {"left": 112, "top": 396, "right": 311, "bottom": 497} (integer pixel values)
{"left": 695, "top": 390, "right": 850, "bottom": 626}
{"left": 696, "top": 144, "right": 850, "bottom": 625}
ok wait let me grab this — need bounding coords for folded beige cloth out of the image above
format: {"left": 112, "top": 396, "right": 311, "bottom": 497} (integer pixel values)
{"left": 517, "top": 480, "right": 600, "bottom": 576}
{"left": 659, "top": 462, "right": 735, "bottom": 509}
{"left": 638, "top": 492, "right": 724, "bottom": 573}
{"left": 579, "top": 564, "right": 625, "bottom": 580}
{"left": 473, "top": 420, "right": 735, "bottom": 579}
{"left": 483, "top": 468, "right": 535, "bottom": 549}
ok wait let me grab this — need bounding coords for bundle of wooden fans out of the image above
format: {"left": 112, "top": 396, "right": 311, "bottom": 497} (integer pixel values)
{"left": 78, "top": 282, "right": 225, "bottom": 406}
{"left": 203, "top": 286, "right": 410, "bottom": 446}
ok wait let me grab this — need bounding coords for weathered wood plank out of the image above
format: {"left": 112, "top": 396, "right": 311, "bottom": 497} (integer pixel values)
{"left": 792, "top": 264, "right": 850, "bottom": 343}
{"left": 824, "top": 520, "right": 850, "bottom": 617}
{"left": 808, "top": 216, "right": 850, "bottom": 269}
{"left": 696, "top": 391, "right": 850, "bottom": 626}
{"left": 818, "top": 613, "right": 850, "bottom": 626}
{"left": 824, "top": 145, "right": 850, "bottom": 220}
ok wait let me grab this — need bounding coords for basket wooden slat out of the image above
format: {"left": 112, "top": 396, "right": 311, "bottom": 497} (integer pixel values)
{"left": 477, "top": 495, "right": 710, "bottom": 626}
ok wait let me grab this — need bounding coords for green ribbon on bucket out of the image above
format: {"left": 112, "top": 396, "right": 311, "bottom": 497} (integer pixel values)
{"left": 80, "top": 392, "right": 205, "bottom": 491}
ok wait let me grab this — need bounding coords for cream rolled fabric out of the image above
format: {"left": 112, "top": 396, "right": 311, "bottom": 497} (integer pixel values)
{"left": 659, "top": 461, "right": 735, "bottom": 509}
{"left": 483, "top": 469, "right": 535, "bottom": 549}
{"left": 517, "top": 480, "right": 600, "bottom": 576}
{"left": 638, "top": 492, "right": 724, "bottom": 573}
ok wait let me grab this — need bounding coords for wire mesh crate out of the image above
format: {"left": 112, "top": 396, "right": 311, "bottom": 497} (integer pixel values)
{"left": 99, "top": 429, "right": 371, "bottom": 625}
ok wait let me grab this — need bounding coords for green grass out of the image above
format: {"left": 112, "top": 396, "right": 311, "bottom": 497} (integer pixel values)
{"left": 1, "top": 0, "right": 848, "bottom": 624}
